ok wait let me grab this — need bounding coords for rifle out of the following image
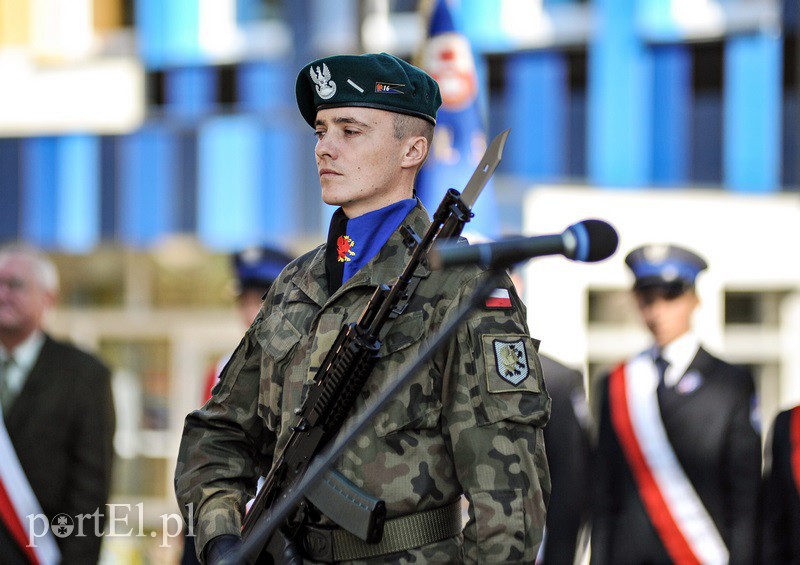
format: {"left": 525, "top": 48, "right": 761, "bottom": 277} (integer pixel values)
{"left": 238, "top": 129, "right": 510, "bottom": 563}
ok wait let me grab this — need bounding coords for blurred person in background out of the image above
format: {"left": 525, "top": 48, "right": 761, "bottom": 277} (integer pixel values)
{"left": 0, "top": 244, "right": 115, "bottom": 564}
{"left": 537, "top": 355, "right": 592, "bottom": 565}
{"left": 200, "top": 245, "right": 294, "bottom": 403}
{"left": 760, "top": 404, "right": 800, "bottom": 563}
{"left": 590, "top": 244, "right": 761, "bottom": 564}
{"left": 504, "top": 257, "right": 592, "bottom": 564}
{"left": 176, "top": 52, "right": 550, "bottom": 563}
{"left": 181, "top": 244, "right": 293, "bottom": 565}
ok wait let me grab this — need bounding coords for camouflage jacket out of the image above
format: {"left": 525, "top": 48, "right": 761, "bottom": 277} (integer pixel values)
{"left": 175, "top": 204, "right": 551, "bottom": 563}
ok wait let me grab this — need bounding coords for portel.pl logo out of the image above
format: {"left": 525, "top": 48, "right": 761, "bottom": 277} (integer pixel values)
{"left": 27, "top": 503, "right": 195, "bottom": 548}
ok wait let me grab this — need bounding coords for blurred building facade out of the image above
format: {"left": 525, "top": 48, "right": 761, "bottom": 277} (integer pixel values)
{"left": 0, "top": 0, "right": 797, "bottom": 561}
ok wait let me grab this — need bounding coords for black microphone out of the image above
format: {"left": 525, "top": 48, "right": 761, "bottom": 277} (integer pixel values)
{"left": 428, "top": 219, "right": 619, "bottom": 270}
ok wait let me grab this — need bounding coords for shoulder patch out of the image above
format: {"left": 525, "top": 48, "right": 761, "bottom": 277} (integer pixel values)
{"left": 482, "top": 334, "right": 539, "bottom": 394}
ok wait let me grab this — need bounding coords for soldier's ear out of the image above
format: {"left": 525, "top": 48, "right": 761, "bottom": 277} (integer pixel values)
{"left": 401, "top": 136, "right": 428, "bottom": 170}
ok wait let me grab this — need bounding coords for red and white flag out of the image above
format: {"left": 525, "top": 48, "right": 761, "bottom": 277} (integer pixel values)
{"left": 485, "top": 288, "right": 512, "bottom": 309}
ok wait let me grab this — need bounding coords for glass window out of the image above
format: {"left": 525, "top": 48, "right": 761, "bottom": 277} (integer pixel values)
{"left": 101, "top": 337, "right": 171, "bottom": 431}
{"left": 691, "top": 41, "right": 724, "bottom": 185}
{"left": 587, "top": 289, "right": 639, "bottom": 324}
{"left": 51, "top": 249, "right": 127, "bottom": 307}
{"left": 725, "top": 290, "right": 788, "bottom": 327}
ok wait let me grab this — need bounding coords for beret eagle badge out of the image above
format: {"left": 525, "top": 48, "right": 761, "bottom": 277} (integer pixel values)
{"left": 311, "top": 63, "right": 336, "bottom": 100}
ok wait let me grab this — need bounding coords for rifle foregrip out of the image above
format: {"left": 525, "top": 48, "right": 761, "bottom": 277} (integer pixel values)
{"left": 323, "top": 339, "right": 380, "bottom": 431}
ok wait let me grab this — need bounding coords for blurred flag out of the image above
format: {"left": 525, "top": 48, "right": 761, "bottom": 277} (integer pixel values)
{"left": 416, "top": 0, "right": 500, "bottom": 239}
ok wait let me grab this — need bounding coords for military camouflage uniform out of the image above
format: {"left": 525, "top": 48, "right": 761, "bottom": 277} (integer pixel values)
{"left": 175, "top": 203, "right": 551, "bottom": 563}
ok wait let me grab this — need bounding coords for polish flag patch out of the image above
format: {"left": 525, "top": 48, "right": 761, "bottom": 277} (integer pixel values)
{"left": 485, "top": 288, "right": 512, "bottom": 309}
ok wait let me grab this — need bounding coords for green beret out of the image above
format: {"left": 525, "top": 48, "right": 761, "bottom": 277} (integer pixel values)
{"left": 296, "top": 52, "right": 442, "bottom": 128}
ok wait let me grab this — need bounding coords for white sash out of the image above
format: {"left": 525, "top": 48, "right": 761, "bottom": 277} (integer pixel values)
{"left": 621, "top": 354, "right": 728, "bottom": 564}
{"left": 0, "top": 408, "right": 60, "bottom": 565}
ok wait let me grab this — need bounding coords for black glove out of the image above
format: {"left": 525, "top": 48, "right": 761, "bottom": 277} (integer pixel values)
{"left": 272, "top": 529, "right": 303, "bottom": 565}
{"left": 204, "top": 534, "right": 242, "bottom": 564}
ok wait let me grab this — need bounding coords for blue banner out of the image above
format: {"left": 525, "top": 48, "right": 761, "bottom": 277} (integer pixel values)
{"left": 417, "top": 0, "right": 500, "bottom": 240}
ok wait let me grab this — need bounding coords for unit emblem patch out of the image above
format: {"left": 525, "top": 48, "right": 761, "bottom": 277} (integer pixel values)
{"left": 493, "top": 338, "right": 529, "bottom": 386}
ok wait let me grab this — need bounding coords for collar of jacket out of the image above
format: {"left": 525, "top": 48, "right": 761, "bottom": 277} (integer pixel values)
{"left": 292, "top": 201, "right": 433, "bottom": 308}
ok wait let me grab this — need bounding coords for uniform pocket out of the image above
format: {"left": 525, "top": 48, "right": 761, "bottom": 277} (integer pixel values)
{"left": 256, "top": 310, "right": 303, "bottom": 432}
{"left": 258, "top": 311, "right": 302, "bottom": 361}
{"left": 372, "top": 310, "right": 442, "bottom": 437}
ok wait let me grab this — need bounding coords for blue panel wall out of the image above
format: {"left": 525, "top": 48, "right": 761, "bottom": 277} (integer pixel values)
{"left": 692, "top": 92, "right": 724, "bottom": 184}
{"left": 638, "top": 0, "right": 686, "bottom": 42}
{"left": 197, "top": 116, "right": 262, "bottom": 249}
{"left": 651, "top": 45, "right": 691, "bottom": 185}
{"left": 459, "top": 0, "right": 509, "bottom": 51}
{"left": 21, "top": 138, "right": 58, "bottom": 247}
{"left": 55, "top": 135, "right": 100, "bottom": 251}
{"left": 3, "top": 1, "right": 794, "bottom": 253}
{"left": 237, "top": 61, "right": 291, "bottom": 113}
{"left": 99, "top": 137, "right": 118, "bottom": 239}
{"left": 258, "top": 125, "right": 298, "bottom": 240}
{"left": 783, "top": 95, "right": 798, "bottom": 187}
{"left": 118, "top": 126, "right": 178, "bottom": 246}
{"left": 134, "top": 0, "right": 167, "bottom": 68}
{"left": 0, "top": 139, "right": 22, "bottom": 242}
{"left": 164, "top": 66, "right": 218, "bottom": 119}
{"left": 567, "top": 90, "right": 587, "bottom": 178}
{"left": 786, "top": 0, "right": 800, "bottom": 28}
{"left": 135, "top": 0, "right": 201, "bottom": 68}
{"left": 504, "top": 52, "right": 567, "bottom": 181}
{"left": 588, "top": 0, "right": 652, "bottom": 187}
{"left": 724, "top": 32, "right": 783, "bottom": 192}
{"left": 237, "top": 0, "right": 270, "bottom": 22}
{"left": 22, "top": 136, "right": 100, "bottom": 251}
{"left": 176, "top": 130, "right": 198, "bottom": 233}
{"left": 197, "top": 115, "right": 298, "bottom": 250}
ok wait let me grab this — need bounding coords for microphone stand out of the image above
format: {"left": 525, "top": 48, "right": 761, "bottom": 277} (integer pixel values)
{"left": 229, "top": 267, "right": 508, "bottom": 564}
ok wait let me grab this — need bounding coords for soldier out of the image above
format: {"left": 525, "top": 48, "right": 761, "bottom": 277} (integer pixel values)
{"left": 761, "top": 404, "right": 800, "bottom": 562}
{"left": 590, "top": 244, "right": 761, "bottom": 564}
{"left": 175, "top": 53, "right": 550, "bottom": 563}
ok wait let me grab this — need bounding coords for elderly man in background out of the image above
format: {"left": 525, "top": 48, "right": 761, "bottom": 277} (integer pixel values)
{"left": 0, "top": 244, "right": 116, "bottom": 564}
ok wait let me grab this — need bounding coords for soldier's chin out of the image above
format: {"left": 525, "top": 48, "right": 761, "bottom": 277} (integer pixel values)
{"left": 320, "top": 190, "right": 348, "bottom": 208}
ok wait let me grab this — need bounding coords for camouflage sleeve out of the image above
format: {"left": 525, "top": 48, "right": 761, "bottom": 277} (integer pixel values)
{"left": 442, "top": 270, "right": 551, "bottom": 564}
{"left": 174, "top": 320, "right": 275, "bottom": 558}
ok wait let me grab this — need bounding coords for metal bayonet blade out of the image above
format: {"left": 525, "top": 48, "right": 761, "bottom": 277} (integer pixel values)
{"left": 460, "top": 128, "right": 510, "bottom": 209}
